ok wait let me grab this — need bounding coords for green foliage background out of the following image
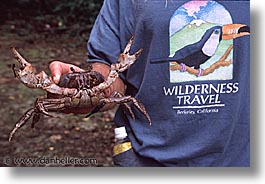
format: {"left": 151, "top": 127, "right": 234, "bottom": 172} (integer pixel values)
{"left": 1, "top": 0, "right": 104, "bottom": 38}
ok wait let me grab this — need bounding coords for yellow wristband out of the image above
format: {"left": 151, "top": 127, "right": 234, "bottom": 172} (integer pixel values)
{"left": 113, "top": 142, "right": 132, "bottom": 156}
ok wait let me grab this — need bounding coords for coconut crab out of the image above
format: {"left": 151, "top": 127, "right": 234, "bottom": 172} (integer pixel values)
{"left": 9, "top": 36, "right": 151, "bottom": 142}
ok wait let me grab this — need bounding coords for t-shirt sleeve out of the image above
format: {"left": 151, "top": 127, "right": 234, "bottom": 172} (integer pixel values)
{"left": 86, "top": 0, "right": 121, "bottom": 67}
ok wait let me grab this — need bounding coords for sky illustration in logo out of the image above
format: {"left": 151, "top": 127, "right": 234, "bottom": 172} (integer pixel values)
{"left": 169, "top": 0, "right": 243, "bottom": 83}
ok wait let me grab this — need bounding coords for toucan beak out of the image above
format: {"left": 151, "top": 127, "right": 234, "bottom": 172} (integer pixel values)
{"left": 222, "top": 24, "right": 250, "bottom": 40}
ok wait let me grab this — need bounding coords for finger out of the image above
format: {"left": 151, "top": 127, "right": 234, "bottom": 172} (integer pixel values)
{"left": 49, "top": 61, "right": 85, "bottom": 84}
{"left": 49, "top": 61, "right": 63, "bottom": 84}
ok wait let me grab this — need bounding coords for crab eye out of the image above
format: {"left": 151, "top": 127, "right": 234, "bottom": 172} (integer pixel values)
{"left": 214, "top": 29, "right": 220, "bottom": 35}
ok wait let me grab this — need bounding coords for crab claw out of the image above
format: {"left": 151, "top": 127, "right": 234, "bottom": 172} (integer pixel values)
{"left": 123, "top": 35, "right": 135, "bottom": 54}
{"left": 11, "top": 47, "right": 77, "bottom": 96}
{"left": 116, "top": 36, "right": 143, "bottom": 72}
{"left": 11, "top": 47, "right": 32, "bottom": 68}
{"left": 90, "top": 35, "right": 144, "bottom": 96}
{"left": 11, "top": 47, "right": 40, "bottom": 88}
{"left": 134, "top": 48, "right": 143, "bottom": 58}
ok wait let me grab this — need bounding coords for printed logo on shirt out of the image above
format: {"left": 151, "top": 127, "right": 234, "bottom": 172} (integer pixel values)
{"left": 168, "top": 0, "right": 250, "bottom": 83}
{"left": 161, "top": 0, "right": 250, "bottom": 115}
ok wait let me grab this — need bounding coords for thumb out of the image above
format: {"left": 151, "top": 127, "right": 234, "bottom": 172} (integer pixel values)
{"left": 53, "top": 73, "right": 61, "bottom": 84}
{"left": 49, "top": 61, "right": 63, "bottom": 84}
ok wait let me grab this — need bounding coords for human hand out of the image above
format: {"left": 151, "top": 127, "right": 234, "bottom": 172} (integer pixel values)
{"left": 49, "top": 61, "right": 125, "bottom": 114}
{"left": 49, "top": 61, "right": 94, "bottom": 114}
{"left": 49, "top": 60, "right": 85, "bottom": 84}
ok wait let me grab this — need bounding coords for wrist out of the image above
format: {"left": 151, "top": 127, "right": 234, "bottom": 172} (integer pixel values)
{"left": 91, "top": 62, "right": 111, "bottom": 79}
{"left": 90, "top": 62, "right": 125, "bottom": 97}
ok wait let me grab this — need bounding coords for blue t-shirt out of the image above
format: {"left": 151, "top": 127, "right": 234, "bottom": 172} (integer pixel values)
{"left": 87, "top": 0, "right": 250, "bottom": 166}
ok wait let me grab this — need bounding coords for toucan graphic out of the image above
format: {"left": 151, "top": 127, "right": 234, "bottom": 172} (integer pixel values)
{"left": 166, "top": 24, "right": 250, "bottom": 76}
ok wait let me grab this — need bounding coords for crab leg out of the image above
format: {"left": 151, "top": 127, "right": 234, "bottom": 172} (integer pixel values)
{"left": 9, "top": 108, "right": 35, "bottom": 142}
{"left": 102, "top": 92, "right": 152, "bottom": 125}
{"left": 8, "top": 97, "right": 75, "bottom": 142}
